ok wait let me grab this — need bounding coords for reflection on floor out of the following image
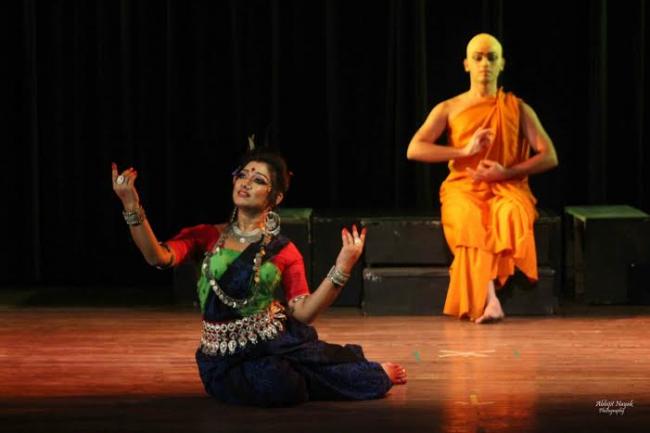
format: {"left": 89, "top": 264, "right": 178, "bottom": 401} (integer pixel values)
{"left": 1, "top": 303, "right": 649, "bottom": 433}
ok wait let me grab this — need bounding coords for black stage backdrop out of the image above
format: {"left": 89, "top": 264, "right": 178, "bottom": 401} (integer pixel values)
{"left": 2, "top": 0, "right": 649, "bottom": 285}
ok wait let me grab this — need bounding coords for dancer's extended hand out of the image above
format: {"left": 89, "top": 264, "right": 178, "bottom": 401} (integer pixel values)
{"left": 335, "top": 225, "right": 366, "bottom": 274}
{"left": 111, "top": 163, "right": 141, "bottom": 210}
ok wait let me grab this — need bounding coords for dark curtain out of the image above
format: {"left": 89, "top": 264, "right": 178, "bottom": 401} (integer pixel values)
{"left": 2, "top": 0, "right": 649, "bottom": 285}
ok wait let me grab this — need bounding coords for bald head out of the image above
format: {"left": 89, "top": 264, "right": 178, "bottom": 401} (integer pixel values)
{"left": 466, "top": 33, "right": 503, "bottom": 59}
{"left": 464, "top": 33, "right": 505, "bottom": 87}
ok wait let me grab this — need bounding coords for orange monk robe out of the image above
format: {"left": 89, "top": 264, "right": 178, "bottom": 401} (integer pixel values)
{"left": 440, "top": 89, "right": 538, "bottom": 320}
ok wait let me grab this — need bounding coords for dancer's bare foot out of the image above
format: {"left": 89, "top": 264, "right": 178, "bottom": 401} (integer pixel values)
{"left": 475, "top": 280, "right": 505, "bottom": 324}
{"left": 381, "top": 362, "right": 407, "bottom": 385}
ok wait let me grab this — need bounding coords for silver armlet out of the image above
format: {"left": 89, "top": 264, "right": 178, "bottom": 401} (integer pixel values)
{"left": 155, "top": 243, "right": 174, "bottom": 270}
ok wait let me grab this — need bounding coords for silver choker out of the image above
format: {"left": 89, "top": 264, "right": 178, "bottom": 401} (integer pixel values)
{"left": 231, "top": 224, "right": 262, "bottom": 244}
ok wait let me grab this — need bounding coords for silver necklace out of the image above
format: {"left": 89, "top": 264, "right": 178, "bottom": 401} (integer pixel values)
{"left": 201, "top": 225, "right": 268, "bottom": 309}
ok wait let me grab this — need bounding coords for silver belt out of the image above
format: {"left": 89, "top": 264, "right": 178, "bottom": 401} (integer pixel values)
{"left": 200, "top": 301, "right": 287, "bottom": 356}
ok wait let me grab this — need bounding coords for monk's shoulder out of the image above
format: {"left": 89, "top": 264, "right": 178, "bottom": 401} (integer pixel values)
{"left": 518, "top": 100, "right": 540, "bottom": 125}
{"left": 430, "top": 94, "right": 462, "bottom": 118}
{"left": 503, "top": 90, "right": 525, "bottom": 107}
{"left": 445, "top": 93, "right": 467, "bottom": 107}
{"left": 445, "top": 92, "right": 473, "bottom": 119}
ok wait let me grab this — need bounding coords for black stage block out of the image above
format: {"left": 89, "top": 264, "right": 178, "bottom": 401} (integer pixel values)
{"left": 361, "top": 267, "right": 449, "bottom": 315}
{"left": 361, "top": 216, "right": 452, "bottom": 266}
{"left": 535, "top": 209, "right": 561, "bottom": 268}
{"left": 360, "top": 210, "right": 560, "bottom": 268}
{"left": 628, "top": 263, "right": 650, "bottom": 305}
{"left": 565, "top": 205, "right": 650, "bottom": 304}
{"left": 312, "top": 213, "right": 365, "bottom": 307}
{"left": 535, "top": 209, "right": 562, "bottom": 296}
{"left": 278, "top": 208, "right": 313, "bottom": 298}
{"left": 498, "top": 267, "right": 557, "bottom": 315}
{"left": 362, "top": 266, "right": 557, "bottom": 316}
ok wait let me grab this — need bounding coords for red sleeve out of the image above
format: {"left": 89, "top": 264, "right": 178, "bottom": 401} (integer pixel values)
{"left": 271, "top": 242, "right": 310, "bottom": 301}
{"left": 164, "top": 224, "right": 221, "bottom": 266}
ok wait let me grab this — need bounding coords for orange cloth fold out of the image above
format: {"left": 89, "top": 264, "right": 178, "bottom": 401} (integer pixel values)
{"left": 440, "top": 89, "right": 538, "bottom": 320}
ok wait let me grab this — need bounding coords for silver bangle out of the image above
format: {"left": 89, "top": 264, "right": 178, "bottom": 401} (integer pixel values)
{"left": 327, "top": 265, "right": 350, "bottom": 288}
{"left": 123, "top": 206, "right": 146, "bottom": 226}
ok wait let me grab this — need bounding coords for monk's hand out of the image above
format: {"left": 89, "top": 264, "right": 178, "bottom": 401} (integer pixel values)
{"left": 112, "top": 163, "right": 141, "bottom": 210}
{"left": 462, "top": 128, "right": 493, "bottom": 157}
{"left": 335, "top": 225, "right": 366, "bottom": 275}
{"left": 467, "top": 159, "right": 509, "bottom": 182}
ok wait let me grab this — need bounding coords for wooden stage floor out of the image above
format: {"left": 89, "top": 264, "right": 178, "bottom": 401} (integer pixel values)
{"left": 1, "top": 306, "right": 649, "bottom": 433}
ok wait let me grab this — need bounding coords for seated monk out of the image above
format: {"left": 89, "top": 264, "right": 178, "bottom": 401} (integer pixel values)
{"left": 406, "top": 33, "right": 558, "bottom": 324}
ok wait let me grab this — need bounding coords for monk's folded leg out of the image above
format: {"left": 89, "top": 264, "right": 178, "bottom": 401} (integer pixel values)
{"left": 490, "top": 195, "right": 538, "bottom": 284}
{"left": 441, "top": 190, "right": 489, "bottom": 250}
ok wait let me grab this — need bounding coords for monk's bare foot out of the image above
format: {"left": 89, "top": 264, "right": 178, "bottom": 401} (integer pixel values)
{"left": 381, "top": 362, "right": 407, "bottom": 385}
{"left": 475, "top": 297, "right": 504, "bottom": 324}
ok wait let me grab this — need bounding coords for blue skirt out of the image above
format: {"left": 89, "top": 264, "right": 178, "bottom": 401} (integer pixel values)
{"left": 195, "top": 317, "right": 392, "bottom": 407}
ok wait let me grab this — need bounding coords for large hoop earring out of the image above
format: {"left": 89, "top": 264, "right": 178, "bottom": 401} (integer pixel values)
{"left": 263, "top": 211, "right": 281, "bottom": 237}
